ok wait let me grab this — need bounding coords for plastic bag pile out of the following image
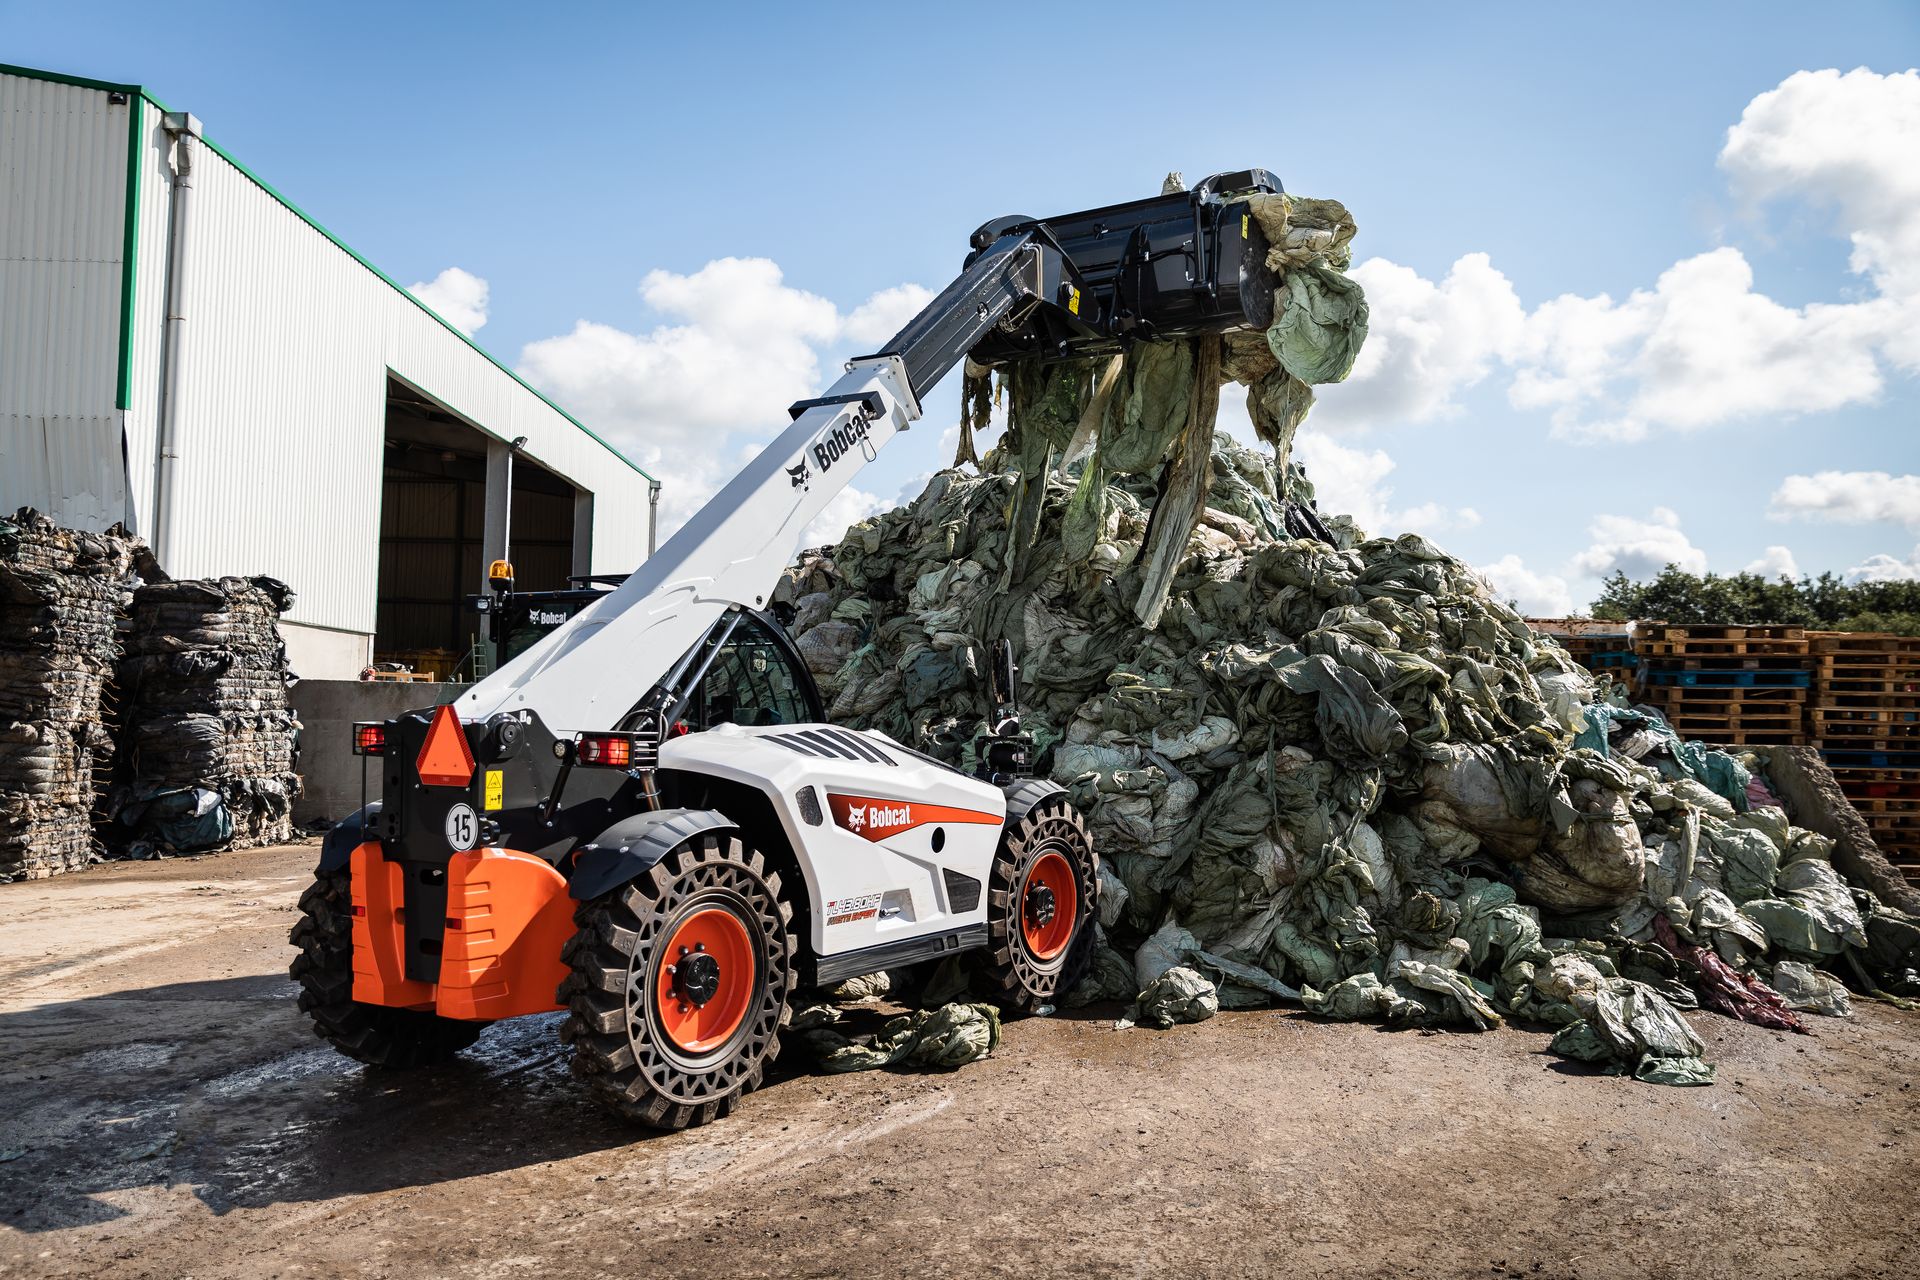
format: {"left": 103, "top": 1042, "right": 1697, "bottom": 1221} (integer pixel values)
{"left": 109, "top": 576, "right": 303, "bottom": 854}
{"left": 778, "top": 439, "right": 1919, "bottom": 1086}
{"left": 0, "top": 509, "right": 136, "bottom": 880}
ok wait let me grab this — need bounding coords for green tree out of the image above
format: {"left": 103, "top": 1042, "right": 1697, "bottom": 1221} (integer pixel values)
{"left": 1585, "top": 566, "right": 1920, "bottom": 634}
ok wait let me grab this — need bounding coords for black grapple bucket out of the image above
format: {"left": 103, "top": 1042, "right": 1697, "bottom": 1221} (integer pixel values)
{"left": 964, "top": 168, "right": 1283, "bottom": 366}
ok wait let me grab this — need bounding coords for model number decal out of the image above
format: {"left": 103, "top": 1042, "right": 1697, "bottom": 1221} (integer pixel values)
{"left": 825, "top": 891, "right": 883, "bottom": 927}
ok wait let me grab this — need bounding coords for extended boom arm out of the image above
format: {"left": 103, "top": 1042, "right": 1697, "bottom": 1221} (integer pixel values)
{"left": 457, "top": 169, "right": 1284, "bottom": 737}
{"left": 455, "top": 228, "right": 1065, "bottom": 735}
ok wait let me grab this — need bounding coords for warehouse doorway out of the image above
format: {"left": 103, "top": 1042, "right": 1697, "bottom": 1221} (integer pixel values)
{"left": 375, "top": 377, "right": 575, "bottom": 679}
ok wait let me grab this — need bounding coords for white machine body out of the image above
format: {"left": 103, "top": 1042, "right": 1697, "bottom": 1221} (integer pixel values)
{"left": 661, "top": 722, "right": 1006, "bottom": 959}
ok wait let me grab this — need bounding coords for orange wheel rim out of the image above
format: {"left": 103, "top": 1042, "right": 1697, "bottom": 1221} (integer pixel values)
{"left": 1020, "top": 850, "right": 1078, "bottom": 961}
{"left": 656, "top": 907, "right": 756, "bottom": 1054}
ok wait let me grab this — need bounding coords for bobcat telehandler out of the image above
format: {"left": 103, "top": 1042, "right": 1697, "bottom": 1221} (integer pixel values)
{"left": 292, "top": 170, "right": 1287, "bottom": 1128}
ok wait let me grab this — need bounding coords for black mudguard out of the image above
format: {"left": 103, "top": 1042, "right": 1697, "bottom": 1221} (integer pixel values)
{"left": 568, "top": 808, "right": 737, "bottom": 901}
{"left": 316, "top": 803, "right": 382, "bottom": 874}
{"left": 1000, "top": 778, "right": 1066, "bottom": 827}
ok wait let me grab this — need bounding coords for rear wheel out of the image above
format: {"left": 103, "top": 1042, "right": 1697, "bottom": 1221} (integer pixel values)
{"left": 558, "top": 832, "right": 794, "bottom": 1129}
{"left": 288, "top": 870, "right": 483, "bottom": 1068}
{"left": 979, "top": 795, "right": 1098, "bottom": 1012}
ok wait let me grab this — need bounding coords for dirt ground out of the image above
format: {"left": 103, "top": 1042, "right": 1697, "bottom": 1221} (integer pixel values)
{"left": 2, "top": 844, "right": 1917, "bottom": 1280}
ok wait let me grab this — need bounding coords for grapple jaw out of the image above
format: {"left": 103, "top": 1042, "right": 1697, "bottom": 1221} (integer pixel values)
{"left": 965, "top": 168, "right": 1283, "bottom": 366}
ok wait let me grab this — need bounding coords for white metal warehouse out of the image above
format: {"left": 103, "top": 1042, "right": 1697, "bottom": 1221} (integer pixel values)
{"left": 0, "top": 63, "right": 659, "bottom": 679}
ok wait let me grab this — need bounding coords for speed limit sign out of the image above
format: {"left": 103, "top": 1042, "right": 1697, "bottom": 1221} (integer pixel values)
{"left": 444, "top": 803, "right": 479, "bottom": 851}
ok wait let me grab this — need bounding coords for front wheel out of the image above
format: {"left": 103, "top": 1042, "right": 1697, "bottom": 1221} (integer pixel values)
{"left": 557, "top": 832, "right": 794, "bottom": 1129}
{"left": 978, "top": 795, "right": 1098, "bottom": 1012}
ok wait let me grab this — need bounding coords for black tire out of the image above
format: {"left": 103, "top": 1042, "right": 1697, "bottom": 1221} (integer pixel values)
{"left": 288, "top": 869, "right": 484, "bottom": 1068}
{"left": 979, "top": 795, "right": 1098, "bottom": 1012}
{"left": 557, "top": 832, "right": 795, "bottom": 1129}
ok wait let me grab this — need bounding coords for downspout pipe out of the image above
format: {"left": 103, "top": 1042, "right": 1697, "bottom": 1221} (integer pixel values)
{"left": 648, "top": 480, "right": 660, "bottom": 556}
{"left": 154, "top": 111, "right": 201, "bottom": 572}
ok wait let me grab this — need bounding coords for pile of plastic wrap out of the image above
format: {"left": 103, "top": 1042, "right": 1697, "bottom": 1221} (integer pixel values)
{"left": 110, "top": 576, "right": 302, "bottom": 854}
{"left": 0, "top": 510, "right": 137, "bottom": 881}
{"left": 778, "top": 438, "right": 1920, "bottom": 1085}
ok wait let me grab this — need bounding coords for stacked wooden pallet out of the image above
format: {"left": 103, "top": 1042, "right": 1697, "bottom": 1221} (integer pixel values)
{"left": 1525, "top": 619, "right": 1637, "bottom": 690}
{"left": 1808, "top": 634, "right": 1920, "bottom": 874}
{"left": 1631, "top": 625, "right": 1811, "bottom": 747}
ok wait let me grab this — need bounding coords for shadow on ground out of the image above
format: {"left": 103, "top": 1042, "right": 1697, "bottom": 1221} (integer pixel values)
{"left": 0, "top": 975, "right": 819, "bottom": 1231}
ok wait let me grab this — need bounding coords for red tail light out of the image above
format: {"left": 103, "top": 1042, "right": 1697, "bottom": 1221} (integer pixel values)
{"left": 352, "top": 723, "right": 387, "bottom": 756}
{"left": 576, "top": 734, "right": 633, "bottom": 768}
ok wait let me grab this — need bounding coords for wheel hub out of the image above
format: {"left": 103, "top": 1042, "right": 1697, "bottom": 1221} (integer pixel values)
{"left": 671, "top": 946, "right": 721, "bottom": 1008}
{"left": 1024, "top": 882, "right": 1057, "bottom": 930}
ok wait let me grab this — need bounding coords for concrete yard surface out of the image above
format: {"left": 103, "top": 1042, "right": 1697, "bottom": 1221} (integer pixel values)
{"left": 2, "top": 845, "right": 1917, "bottom": 1279}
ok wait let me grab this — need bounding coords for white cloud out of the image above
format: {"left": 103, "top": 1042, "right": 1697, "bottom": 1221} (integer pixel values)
{"left": 803, "top": 485, "right": 889, "bottom": 549}
{"left": 1291, "top": 434, "right": 1482, "bottom": 536}
{"left": 1848, "top": 545, "right": 1920, "bottom": 582}
{"left": 408, "top": 266, "right": 489, "bottom": 335}
{"left": 1512, "top": 247, "right": 1889, "bottom": 442}
{"left": 1474, "top": 554, "right": 1575, "bottom": 616}
{"left": 1743, "top": 545, "right": 1801, "bottom": 579}
{"left": 1311, "top": 252, "right": 1526, "bottom": 431}
{"left": 516, "top": 257, "right": 927, "bottom": 536}
{"left": 841, "top": 284, "right": 934, "bottom": 347}
{"left": 1720, "top": 67, "right": 1920, "bottom": 310}
{"left": 1306, "top": 69, "right": 1920, "bottom": 445}
{"left": 1572, "top": 507, "right": 1708, "bottom": 579}
{"left": 1768, "top": 470, "right": 1920, "bottom": 529}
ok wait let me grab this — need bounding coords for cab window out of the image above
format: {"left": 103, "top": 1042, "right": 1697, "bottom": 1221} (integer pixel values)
{"left": 689, "top": 616, "right": 813, "bottom": 728}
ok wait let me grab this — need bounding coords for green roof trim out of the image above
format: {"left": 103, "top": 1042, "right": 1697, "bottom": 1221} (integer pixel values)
{"left": 115, "top": 94, "right": 142, "bottom": 410}
{"left": 0, "top": 62, "right": 656, "bottom": 485}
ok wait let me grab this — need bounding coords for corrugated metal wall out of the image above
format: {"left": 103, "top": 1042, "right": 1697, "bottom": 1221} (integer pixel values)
{"left": 116, "top": 98, "right": 654, "bottom": 634}
{"left": 0, "top": 73, "right": 132, "bottom": 527}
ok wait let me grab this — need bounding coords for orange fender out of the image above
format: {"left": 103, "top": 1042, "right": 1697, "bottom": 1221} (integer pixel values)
{"left": 435, "top": 848, "right": 575, "bottom": 1021}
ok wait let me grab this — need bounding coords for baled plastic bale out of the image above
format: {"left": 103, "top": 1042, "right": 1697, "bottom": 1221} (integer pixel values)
{"left": 1267, "top": 265, "right": 1369, "bottom": 385}
{"left": 828, "top": 971, "right": 892, "bottom": 1002}
{"left": 1302, "top": 972, "right": 1410, "bottom": 1022}
{"left": 1520, "top": 779, "right": 1646, "bottom": 911}
{"left": 1633, "top": 1054, "right": 1716, "bottom": 1086}
{"left": 802, "top": 1003, "right": 1003, "bottom": 1073}
{"left": 1419, "top": 744, "right": 1553, "bottom": 861}
{"left": 1134, "top": 919, "right": 1201, "bottom": 989}
{"left": 1700, "top": 817, "right": 1780, "bottom": 904}
{"left": 1769, "top": 960, "right": 1853, "bottom": 1016}
{"left": 1125, "top": 966, "right": 1219, "bottom": 1028}
{"left": 1389, "top": 955, "right": 1503, "bottom": 1030}
{"left": 1275, "top": 653, "right": 1409, "bottom": 767}
{"left": 1064, "top": 933, "right": 1140, "bottom": 1007}
{"left": 1777, "top": 857, "right": 1868, "bottom": 950}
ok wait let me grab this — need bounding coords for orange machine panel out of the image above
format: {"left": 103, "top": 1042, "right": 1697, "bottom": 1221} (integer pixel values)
{"left": 434, "top": 848, "right": 574, "bottom": 1021}
{"left": 349, "top": 842, "right": 436, "bottom": 1009}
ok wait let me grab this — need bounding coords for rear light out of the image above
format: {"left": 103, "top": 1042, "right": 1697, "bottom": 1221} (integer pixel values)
{"left": 352, "top": 723, "right": 387, "bottom": 755}
{"left": 576, "top": 733, "right": 633, "bottom": 768}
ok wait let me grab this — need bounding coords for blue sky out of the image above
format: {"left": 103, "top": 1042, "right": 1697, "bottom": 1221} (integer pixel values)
{"left": 7, "top": 1, "right": 1918, "bottom": 611}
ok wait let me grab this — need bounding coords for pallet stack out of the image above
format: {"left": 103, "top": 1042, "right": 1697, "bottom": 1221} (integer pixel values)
{"left": 1525, "top": 620, "right": 1638, "bottom": 691}
{"left": 1631, "top": 625, "right": 1811, "bottom": 747}
{"left": 1807, "top": 634, "right": 1920, "bottom": 875}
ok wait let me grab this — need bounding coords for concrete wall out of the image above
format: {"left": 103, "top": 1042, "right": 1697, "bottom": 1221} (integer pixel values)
{"left": 291, "top": 679, "right": 457, "bottom": 824}
{"left": 282, "top": 621, "right": 372, "bottom": 683}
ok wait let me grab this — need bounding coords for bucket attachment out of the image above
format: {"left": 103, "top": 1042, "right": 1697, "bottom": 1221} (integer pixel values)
{"left": 964, "top": 168, "right": 1283, "bottom": 366}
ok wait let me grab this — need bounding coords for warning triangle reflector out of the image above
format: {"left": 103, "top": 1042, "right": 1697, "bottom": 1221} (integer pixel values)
{"left": 416, "top": 704, "right": 476, "bottom": 788}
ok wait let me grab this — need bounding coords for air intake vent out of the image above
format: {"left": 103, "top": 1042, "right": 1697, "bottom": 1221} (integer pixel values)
{"left": 942, "top": 868, "right": 982, "bottom": 913}
{"left": 766, "top": 728, "right": 897, "bottom": 766}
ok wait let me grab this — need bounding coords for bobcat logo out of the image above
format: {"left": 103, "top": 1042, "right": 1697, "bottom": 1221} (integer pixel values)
{"left": 846, "top": 804, "right": 866, "bottom": 831}
{"left": 787, "top": 460, "right": 811, "bottom": 488}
